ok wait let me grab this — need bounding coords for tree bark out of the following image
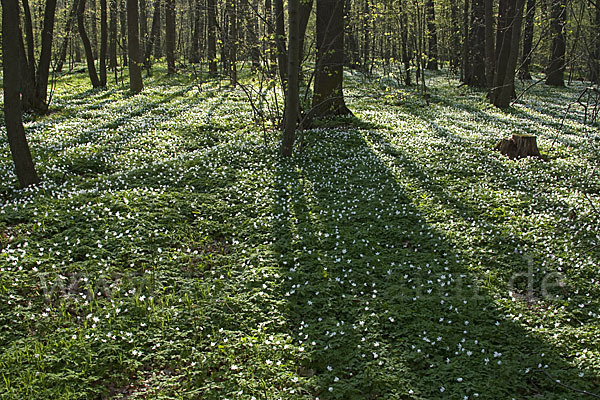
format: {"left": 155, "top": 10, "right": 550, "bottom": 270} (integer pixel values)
{"left": 491, "top": 0, "right": 526, "bottom": 108}
{"left": 127, "top": 0, "right": 144, "bottom": 91}
{"left": 592, "top": 4, "right": 600, "bottom": 83}
{"left": 78, "top": 0, "right": 102, "bottom": 87}
{"left": 34, "top": 0, "right": 58, "bottom": 112}
{"left": 545, "top": 0, "right": 566, "bottom": 86}
{"left": 282, "top": 0, "right": 300, "bottom": 156}
{"left": 274, "top": 0, "right": 287, "bottom": 86}
{"left": 120, "top": 0, "right": 129, "bottom": 66}
{"left": 465, "top": 0, "right": 486, "bottom": 87}
{"left": 20, "top": 0, "right": 37, "bottom": 110}
{"left": 494, "top": 134, "right": 543, "bottom": 159}
{"left": 139, "top": 0, "right": 148, "bottom": 49}
{"left": 425, "top": 0, "right": 438, "bottom": 70}
{"left": 165, "top": 0, "right": 176, "bottom": 73}
{"left": 99, "top": 0, "right": 108, "bottom": 85}
{"left": 2, "top": 0, "right": 40, "bottom": 188}
{"left": 519, "top": 0, "right": 536, "bottom": 80}
{"left": 312, "top": 0, "right": 350, "bottom": 116}
{"left": 190, "top": 0, "right": 202, "bottom": 63}
{"left": 109, "top": 0, "right": 118, "bottom": 69}
{"left": 484, "top": 0, "right": 495, "bottom": 87}
{"left": 207, "top": 0, "right": 217, "bottom": 74}
{"left": 144, "top": 0, "right": 161, "bottom": 70}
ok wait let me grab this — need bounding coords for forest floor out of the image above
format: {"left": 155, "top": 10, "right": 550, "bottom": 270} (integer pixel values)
{"left": 1, "top": 65, "right": 599, "bottom": 399}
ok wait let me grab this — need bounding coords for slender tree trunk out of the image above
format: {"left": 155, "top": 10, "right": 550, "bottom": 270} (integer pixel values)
{"left": 78, "top": 0, "right": 102, "bottom": 87}
{"left": 34, "top": 0, "right": 58, "bottom": 112}
{"left": 312, "top": 0, "right": 350, "bottom": 116}
{"left": 425, "top": 0, "right": 438, "bottom": 70}
{"left": 519, "top": 0, "right": 536, "bottom": 79}
{"left": 228, "top": 0, "right": 237, "bottom": 84}
{"left": 491, "top": 0, "right": 526, "bottom": 108}
{"left": 20, "top": 0, "right": 37, "bottom": 110}
{"left": 274, "top": 0, "right": 287, "bottom": 85}
{"left": 282, "top": 0, "right": 299, "bottom": 156}
{"left": 298, "top": 0, "right": 313, "bottom": 66}
{"left": 545, "top": 0, "right": 566, "bottom": 86}
{"left": 109, "top": 0, "right": 118, "bottom": 69}
{"left": 99, "top": 0, "right": 108, "bottom": 85}
{"left": 265, "top": 0, "right": 276, "bottom": 74}
{"left": 127, "top": 0, "right": 144, "bottom": 91}
{"left": 207, "top": 0, "right": 217, "bottom": 74}
{"left": 165, "top": 0, "right": 176, "bottom": 73}
{"left": 450, "top": 0, "right": 461, "bottom": 69}
{"left": 144, "top": 0, "right": 161, "bottom": 70}
{"left": 90, "top": 0, "right": 98, "bottom": 58}
{"left": 2, "top": 0, "right": 40, "bottom": 188}
{"left": 484, "top": 0, "right": 495, "bottom": 87}
{"left": 154, "top": 0, "right": 161, "bottom": 56}
{"left": 139, "top": 0, "right": 147, "bottom": 48}
{"left": 120, "top": 0, "right": 129, "bottom": 65}
{"left": 592, "top": 4, "right": 600, "bottom": 83}
{"left": 249, "top": 0, "right": 261, "bottom": 70}
{"left": 400, "top": 0, "right": 411, "bottom": 85}
{"left": 190, "top": 0, "right": 201, "bottom": 63}
{"left": 462, "top": 0, "right": 469, "bottom": 81}
{"left": 56, "top": 0, "right": 80, "bottom": 73}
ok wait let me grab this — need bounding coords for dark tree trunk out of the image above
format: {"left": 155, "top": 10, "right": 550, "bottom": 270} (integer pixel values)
{"left": 20, "top": 0, "right": 37, "bottom": 110}
{"left": 153, "top": 0, "right": 161, "bottom": 57}
{"left": 264, "top": 0, "right": 276, "bottom": 74}
{"left": 2, "top": 0, "right": 40, "bottom": 188}
{"left": 491, "top": 0, "right": 526, "bottom": 108}
{"left": 190, "top": 0, "right": 202, "bottom": 63}
{"left": 450, "top": 0, "right": 461, "bottom": 69}
{"left": 90, "top": 0, "right": 98, "bottom": 58}
{"left": 144, "top": 0, "right": 161, "bottom": 70}
{"left": 465, "top": 0, "right": 486, "bottom": 87}
{"left": 56, "top": 0, "right": 80, "bottom": 73}
{"left": 462, "top": 0, "right": 469, "bottom": 81}
{"left": 120, "top": 0, "right": 129, "bottom": 65}
{"left": 127, "top": 0, "right": 144, "bottom": 91}
{"left": 484, "top": 0, "right": 495, "bottom": 87}
{"left": 312, "top": 0, "right": 350, "bottom": 116}
{"left": 298, "top": 0, "right": 313, "bottom": 66}
{"left": 165, "top": 0, "right": 176, "bottom": 73}
{"left": 425, "top": 0, "right": 438, "bottom": 70}
{"left": 109, "top": 0, "right": 118, "bottom": 69}
{"left": 592, "top": 4, "right": 600, "bottom": 83}
{"left": 78, "top": 0, "right": 102, "bottom": 87}
{"left": 139, "top": 0, "right": 147, "bottom": 48}
{"left": 34, "top": 0, "right": 58, "bottom": 112}
{"left": 519, "top": 0, "right": 536, "bottom": 80}
{"left": 495, "top": 134, "right": 543, "bottom": 159}
{"left": 545, "top": 0, "right": 566, "bottom": 87}
{"left": 282, "top": 0, "right": 299, "bottom": 156}
{"left": 99, "top": 0, "right": 108, "bottom": 85}
{"left": 274, "top": 0, "right": 287, "bottom": 86}
{"left": 207, "top": 0, "right": 217, "bottom": 74}
{"left": 249, "top": 0, "right": 261, "bottom": 70}
{"left": 227, "top": 0, "right": 237, "bottom": 84}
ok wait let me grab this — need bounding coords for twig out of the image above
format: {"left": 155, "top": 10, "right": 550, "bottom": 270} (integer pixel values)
{"left": 534, "top": 369, "right": 600, "bottom": 398}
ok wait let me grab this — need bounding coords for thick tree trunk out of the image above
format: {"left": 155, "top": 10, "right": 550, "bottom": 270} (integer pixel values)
{"left": 56, "top": 0, "right": 80, "bottom": 73}
{"left": 190, "top": 0, "right": 202, "bottom": 63}
{"left": 494, "top": 134, "right": 543, "bottom": 159}
{"left": 545, "top": 0, "right": 566, "bottom": 87}
{"left": 491, "top": 0, "right": 526, "bottom": 108}
{"left": 519, "top": 0, "right": 536, "bottom": 80}
{"left": 312, "top": 0, "right": 350, "bottom": 116}
{"left": 34, "top": 0, "right": 58, "bottom": 112}
{"left": 165, "top": 0, "right": 176, "bottom": 73}
{"left": 2, "top": 0, "right": 40, "bottom": 188}
{"left": 282, "top": 0, "right": 299, "bottom": 156}
{"left": 207, "top": 0, "right": 217, "bottom": 75}
{"left": 127, "top": 0, "right": 144, "bottom": 92}
{"left": 78, "top": 0, "right": 102, "bottom": 87}
{"left": 425, "top": 0, "right": 438, "bottom": 70}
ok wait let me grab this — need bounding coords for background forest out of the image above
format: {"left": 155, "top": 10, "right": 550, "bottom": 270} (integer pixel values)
{"left": 1, "top": 0, "right": 600, "bottom": 399}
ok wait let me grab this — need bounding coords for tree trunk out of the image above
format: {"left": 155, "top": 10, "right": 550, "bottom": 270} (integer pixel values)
{"left": 190, "top": 0, "right": 202, "bottom": 63}
{"left": 491, "top": 0, "right": 526, "bottom": 108}
{"left": 153, "top": 0, "right": 161, "bottom": 57}
{"left": 592, "top": 4, "right": 600, "bottom": 83}
{"left": 127, "top": 0, "right": 144, "bottom": 91}
{"left": 144, "top": 0, "right": 161, "bottom": 70}
{"left": 545, "top": 0, "right": 566, "bottom": 86}
{"left": 78, "top": 0, "right": 102, "bottom": 87}
{"left": 34, "top": 0, "right": 58, "bottom": 112}
{"left": 139, "top": 0, "right": 148, "bottom": 49}
{"left": 519, "top": 0, "right": 536, "bottom": 80}
{"left": 400, "top": 0, "right": 411, "bottom": 85}
{"left": 484, "top": 0, "right": 495, "bottom": 87}
{"left": 90, "top": 0, "right": 98, "bottom": 58}
{"left": 282, "top": 0, "right": 299, "bottom": 156}
{"left": 312, "top": 0, "right": 350, "bottom": 116}
{"left": 56, "top": 0, "right": 80, "bottom": 73}
{"left": 120, "top": 0, "right": 128, "bottom": 65}
{"left": 425, "top": 0, "right": 438, "bottom": 70}
{"left": 274, "top": 0, "right": 287, "bottom": 86}
{"left": 20, "top": 0, "right": 37, "bottom": 111}
{"left": 165, "top": 0, "right": 176, "bottom": 73}
{"left": 494, "top": 134, "right": 543, "bottom": 159}
{"left": 207, "top": 0, "right": 217, "bottom": 74}
{"left": 109, "top": 0, "right": 118, "bottom": 69}
{"left": 465, "top": 0, "right": 486, "bottom": 87}
{"left": 227, "top": 0, "right": 237, "bottom": 84}
{"left": 2, "top": 0, "right": 40, "bottom": 188}
{"left": 99, "top": 0, "right": 108, "bottom": 86}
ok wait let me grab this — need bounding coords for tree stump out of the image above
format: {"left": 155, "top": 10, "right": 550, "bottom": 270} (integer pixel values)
{"left": 494, "top": 134, "right": 544, "bottom": 160}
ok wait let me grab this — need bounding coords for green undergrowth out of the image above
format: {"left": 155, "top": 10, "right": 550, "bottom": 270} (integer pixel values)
{"left": 0, "top": 64, "right": 599, "bottom": 399}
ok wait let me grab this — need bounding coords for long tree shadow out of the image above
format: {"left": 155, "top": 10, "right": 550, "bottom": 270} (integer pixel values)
{"left": 272, "top": 127, "right": 598, "bottom": 399}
